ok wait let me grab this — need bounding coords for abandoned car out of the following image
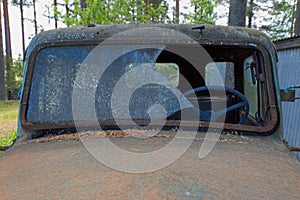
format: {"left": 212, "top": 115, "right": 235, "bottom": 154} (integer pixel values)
{"left": 0, "top": 24, "right": 299, "bottom": 199}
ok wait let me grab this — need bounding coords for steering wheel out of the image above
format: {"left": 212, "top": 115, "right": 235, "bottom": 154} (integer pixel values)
{"left": 183, "top": 86, "right": 249, "bottom": 124}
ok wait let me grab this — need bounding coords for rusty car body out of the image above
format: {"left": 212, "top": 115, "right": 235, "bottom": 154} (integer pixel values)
{"left": 0, "top": 24, "right": 299, "bottom": 199}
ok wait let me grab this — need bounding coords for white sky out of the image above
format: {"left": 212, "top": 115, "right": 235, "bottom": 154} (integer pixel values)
{"left": 4, "top": 0, "right": 228, "bottom": 59}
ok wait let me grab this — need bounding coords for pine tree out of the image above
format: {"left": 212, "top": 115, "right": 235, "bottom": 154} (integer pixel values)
{"left": 228, "top": 0, "right": 247, "bottom": 27}
{"left": 295, "top": 0, "right": 300, "bottom": 35}
{"left": 262, "top": 0, "right": 296, "bottom": 39}
{"left": 33, "top": 0, "right": 38, "bottom": 35}
{"left": 2, "top": 0, "right": 13, "bottom": 96}
{"left": 12, "top": 0, "right": 31, "bottom": 56}
{"left": 0, "top": 3, "right": 5, "bottom": 101}
{"left": 57, "top": 0, "right": 169, "bottom": 26}
{"left": 183, "top": 0, "right": 218, "bottom": 24}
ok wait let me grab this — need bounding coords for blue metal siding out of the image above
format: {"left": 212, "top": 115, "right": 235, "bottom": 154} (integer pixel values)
{"left": 277, "top": 48, "right": 300, "bottom": 160}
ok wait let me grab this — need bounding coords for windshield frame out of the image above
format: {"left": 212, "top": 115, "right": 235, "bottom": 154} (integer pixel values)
{"left": 19, "top": 39, "right": 280, "bottom": 135}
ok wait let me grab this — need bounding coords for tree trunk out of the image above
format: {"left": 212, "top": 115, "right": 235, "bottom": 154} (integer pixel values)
{"left": 0, "top": 4, "right": 6, "bottom": 101}
{"left": 295, "top": 0, "right": 300, "bottom": 35}
{"left": 80, "top": 0, "right": 87, "bottom": 9}
{"left": 54, "top": 0, "right": 58, "bottom": 29}
{"left": 20, "top": 0, "right": 25, "bottom": 55}
{"left": 247, "top": 0, "right": 254, "bottom": 28}
{"left": 33, "top": 0, "right": 37, "bottom": 35}
{"left": 228, "top": 0, "right": 247, "bottom": 27}
{"left": 175, "top": 0, "right": 179, "bottom": 23}
{"left": 145, "top": 0, "right": 149, "bottom": 17}
{"left": 2, "top": 0, "right": 12, "bottom": 97}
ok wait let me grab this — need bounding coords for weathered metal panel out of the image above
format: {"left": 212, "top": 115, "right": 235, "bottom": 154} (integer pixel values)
{"left": 277, "top": 48, "right": 300, "bottom": 159}
{"left": 1, "top": 134, "right": 300, "bottom": 199}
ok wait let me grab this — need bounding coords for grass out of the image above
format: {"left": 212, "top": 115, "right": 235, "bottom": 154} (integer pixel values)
{"left": 0, "top": 100, "right": 19, "bottom": 147}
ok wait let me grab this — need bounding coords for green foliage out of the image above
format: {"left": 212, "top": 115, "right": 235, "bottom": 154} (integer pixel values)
{"left": 262, "top": 0, "right": 296, "bottom": 39}
{"left": 0, "top": 130, "right": 16, "bottom": 147}
{"left": 0, "top": 100, "right": 19, "bottom": 124}
{"left": 57, "top": 0, "right": 169, "bottom": 26}
{"left": 5, "top": 55, "right": 24, "bottom": 89}
{"left": 183, "top": 0, "right": 218, "bottom": 24}
{"left": 0, "top": 100, "right": 18, "bottom": 147}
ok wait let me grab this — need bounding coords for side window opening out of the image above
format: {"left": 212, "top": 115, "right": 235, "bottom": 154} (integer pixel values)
{"left": 243, "top": 52, "right": 265, "bottom": 125}
{"left": 244, "top": 56, "right": 258, "bottom": 118}
{"left": 204, "top": 62, "right": 243, "bottom": 124}
{"left": 205, "top": 62, "right": 234, "bottom": 88}
{"left": 154, "top": 63, "right": 179, "bottom": 87}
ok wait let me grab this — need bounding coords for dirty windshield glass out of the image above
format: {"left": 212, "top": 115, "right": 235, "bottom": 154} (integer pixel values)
{"left": 26, "top": 44, "right": 274, "bottom": 133}
{"left": 27, "top": 46, "right": 183, "bottom": 124}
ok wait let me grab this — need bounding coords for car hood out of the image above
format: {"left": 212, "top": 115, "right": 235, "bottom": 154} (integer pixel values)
{"left": 0, "top": 133, "right": 299, "bottom": 199}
